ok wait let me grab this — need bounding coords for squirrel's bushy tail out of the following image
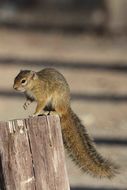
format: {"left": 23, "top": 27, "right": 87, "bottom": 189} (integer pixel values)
{"left": 60, "top": 108, "right": 118, "bottom": 178}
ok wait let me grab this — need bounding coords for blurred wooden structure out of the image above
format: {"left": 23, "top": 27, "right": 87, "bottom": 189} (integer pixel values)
{"left": 107, "top": 0, "right": 127, "bottom": 33}
{"left": 0, "top": 0, "right": 127, "bottom": 33}
{"left": 0, "top": 116, "right": 70, "bottom": 190}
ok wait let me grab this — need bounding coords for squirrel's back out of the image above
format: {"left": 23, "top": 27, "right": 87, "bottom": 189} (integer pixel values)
{"left": 37, "top": 68, "right": 69, "bottom": 87}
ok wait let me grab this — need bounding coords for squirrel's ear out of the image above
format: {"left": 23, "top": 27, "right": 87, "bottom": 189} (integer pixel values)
{"left": 30, "top": 71, "right": 38, "bottom": 80}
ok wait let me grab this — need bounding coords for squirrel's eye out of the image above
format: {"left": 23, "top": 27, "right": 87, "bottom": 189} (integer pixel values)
{"left": 21, "top": 79, "right": 26, "bottom": 84}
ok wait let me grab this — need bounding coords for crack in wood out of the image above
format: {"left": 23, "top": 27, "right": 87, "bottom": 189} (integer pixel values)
{"left": 24, "top": 119, "right": 36, "bottom": 190}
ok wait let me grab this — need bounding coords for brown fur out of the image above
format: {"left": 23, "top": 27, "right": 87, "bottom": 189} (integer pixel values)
{"left": 13, "top": 68, "right": 118, "bottom": 178}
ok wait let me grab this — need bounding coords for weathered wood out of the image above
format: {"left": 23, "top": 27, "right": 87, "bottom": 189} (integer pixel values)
{"left": 0, "top": 116, "right": 70, "bottom": 190}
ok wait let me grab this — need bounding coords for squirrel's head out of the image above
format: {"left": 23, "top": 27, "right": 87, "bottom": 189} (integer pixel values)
{"left": 13, "top": 70, "right": 38, "bottom": 92}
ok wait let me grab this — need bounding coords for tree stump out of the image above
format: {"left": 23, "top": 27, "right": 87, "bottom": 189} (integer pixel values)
{"left": 0, "top": 115, "right": 70, "bottom": 190}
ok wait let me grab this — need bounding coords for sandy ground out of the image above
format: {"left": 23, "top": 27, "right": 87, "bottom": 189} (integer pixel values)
{"left": 0, "top": 28, "right": 127, "bottom": 190}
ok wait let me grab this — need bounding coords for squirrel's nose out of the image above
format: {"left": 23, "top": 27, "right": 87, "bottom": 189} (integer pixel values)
{"left": 13, "top": 84, "right": 18, "bottom": 90}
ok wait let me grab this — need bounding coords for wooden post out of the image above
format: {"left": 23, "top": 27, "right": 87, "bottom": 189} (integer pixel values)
{"left": 0, "top": 116, "right": 70, "bottom": 190}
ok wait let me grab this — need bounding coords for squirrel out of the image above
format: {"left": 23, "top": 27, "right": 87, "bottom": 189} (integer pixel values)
{"left": 13, "top": 68, "right": 118, "bottom": 178}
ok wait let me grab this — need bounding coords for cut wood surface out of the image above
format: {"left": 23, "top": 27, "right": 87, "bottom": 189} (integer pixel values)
{"left": 0, "top": 116, "right": 70, "bottom": 190}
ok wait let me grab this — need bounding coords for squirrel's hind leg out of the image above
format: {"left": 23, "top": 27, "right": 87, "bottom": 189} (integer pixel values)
{"left": 48, "top": 111, "right": 58, "bottom": 116}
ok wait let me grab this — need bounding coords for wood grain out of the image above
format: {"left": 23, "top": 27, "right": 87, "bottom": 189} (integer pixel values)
{"left": 0, "top": 116, "right": 70, "bottom": 190}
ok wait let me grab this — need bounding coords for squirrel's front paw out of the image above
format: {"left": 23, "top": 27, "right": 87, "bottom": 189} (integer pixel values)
{"left": 23, "top": 101, "right": 31, "bottom": 110}
{"left": 29, "top": 113, "right": 39, "bottom": 117}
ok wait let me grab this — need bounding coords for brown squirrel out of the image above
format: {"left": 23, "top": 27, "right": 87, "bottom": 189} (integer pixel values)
{"left": 13, "top": 68, "right": 118, "bottom": 178}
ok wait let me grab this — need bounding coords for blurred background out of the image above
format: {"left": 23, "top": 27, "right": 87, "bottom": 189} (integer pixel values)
{"left": 0, "top": 0, "right": 127, "bottom": 189}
